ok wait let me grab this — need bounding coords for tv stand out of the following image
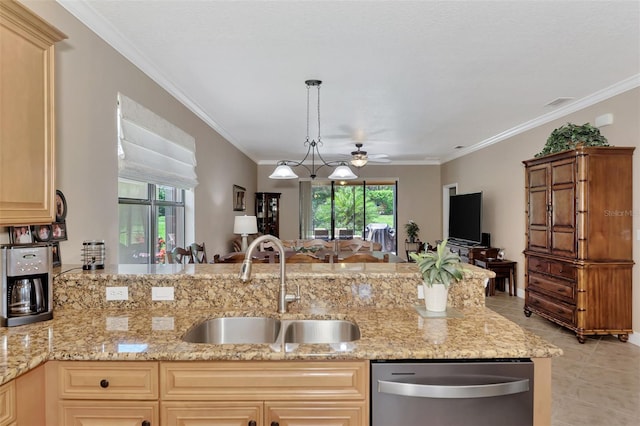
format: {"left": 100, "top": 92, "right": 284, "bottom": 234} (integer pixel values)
{"left": 438, "top": 239, "right": 495, "bottom": 264}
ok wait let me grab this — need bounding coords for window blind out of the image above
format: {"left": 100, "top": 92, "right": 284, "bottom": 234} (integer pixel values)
{"left": 117, "top": 93, "right": 198, "bottom": 189}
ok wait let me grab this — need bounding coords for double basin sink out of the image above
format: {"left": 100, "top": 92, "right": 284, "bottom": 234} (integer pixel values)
{"left": 183, "top": 316, "right": 360, "bottom": 345}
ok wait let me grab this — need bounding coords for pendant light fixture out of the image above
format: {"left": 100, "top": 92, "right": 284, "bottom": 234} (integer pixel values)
{"left": 269, "top": 80, "right": 357, "bottom": 180}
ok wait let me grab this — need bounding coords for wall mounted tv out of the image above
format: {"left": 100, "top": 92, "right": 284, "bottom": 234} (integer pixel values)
{"left": 448, "top": 192, "right": 483, "bottom": 245}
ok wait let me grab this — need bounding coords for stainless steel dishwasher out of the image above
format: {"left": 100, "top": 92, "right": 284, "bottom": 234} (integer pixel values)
{"left": 371, "top": 359, "right": 534, "bottom": 426}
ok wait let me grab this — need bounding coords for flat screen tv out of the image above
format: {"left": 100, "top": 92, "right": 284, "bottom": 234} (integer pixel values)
{"left": 448, "top": 192, "right": 483, "bottom": 245}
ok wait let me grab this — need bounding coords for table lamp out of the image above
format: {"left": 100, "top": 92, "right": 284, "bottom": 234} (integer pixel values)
{"left": 234, "top": 215, "right": 258, "bottom": 252}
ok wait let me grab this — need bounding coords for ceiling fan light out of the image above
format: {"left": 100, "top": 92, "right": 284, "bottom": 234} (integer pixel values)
{"left": 269, "top": 163, "right": 298, "bottom": 179}
{"left": 350, "top": 155, "right": 368, "bottom": 168}
{"left": 329, "top": 164, "right": 357, "bottom": 180}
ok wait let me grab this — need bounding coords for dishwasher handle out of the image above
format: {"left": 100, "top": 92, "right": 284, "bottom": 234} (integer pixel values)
{"left": 378, "top": 376, "right": 529, "bottom": 399}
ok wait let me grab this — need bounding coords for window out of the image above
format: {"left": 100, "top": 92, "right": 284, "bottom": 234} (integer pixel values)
{"left": 116, "top": 93, "right": 196, "bottom": 264}
{"left": 118, "top": 179, "right": 185, "bottom": 264}
{"left": 300, "top": 179, "right": 398, "bottom": 252}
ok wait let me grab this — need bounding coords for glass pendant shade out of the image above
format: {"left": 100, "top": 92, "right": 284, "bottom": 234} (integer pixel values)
{"left": 350, "top": 156, "right": 368, "bottom": 168}
{"left": 269, "top": 163, "right": 298, "bottom": 179}
{"left": 328, "top": 164, "right": 358, "bottom": 180}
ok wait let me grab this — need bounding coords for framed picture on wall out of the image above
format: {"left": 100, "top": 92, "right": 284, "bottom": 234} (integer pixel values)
{"left": 51, "top": 242, "right": 61, "bottom": 267}
{"left": 233, "top": 185, "right": 246, "bottom": 211}
{"left": 52, "top": 222, "right": 68, "bottom": 241}
{"left": 55, "top": 190, "right": 67, "bottom": 222}
{"left": 9, "top": 226, "right": 33, "bottom": 245}
{"left": 32, "top": 224, "right": 52, "bottom": 242}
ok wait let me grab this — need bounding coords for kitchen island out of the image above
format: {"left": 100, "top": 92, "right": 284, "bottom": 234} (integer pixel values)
{"left": 0, "top": 263, "right": 561, "bottom": 425}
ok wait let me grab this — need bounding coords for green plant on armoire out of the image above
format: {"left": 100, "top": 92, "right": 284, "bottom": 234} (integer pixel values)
{"left": 535, "top": 122, "right": 609, "bottom": 157}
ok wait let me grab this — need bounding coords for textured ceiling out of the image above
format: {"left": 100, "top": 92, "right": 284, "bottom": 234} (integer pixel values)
{"left": 57, "top": 0, "right": 640, "bottom": 165}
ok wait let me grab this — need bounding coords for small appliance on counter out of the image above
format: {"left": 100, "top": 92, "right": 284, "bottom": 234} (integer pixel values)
{"left": 82, "top": 240, "right": 105, "bottom": 270}
{"left": 1, "top": 244, "right": 54, "bottom": 326}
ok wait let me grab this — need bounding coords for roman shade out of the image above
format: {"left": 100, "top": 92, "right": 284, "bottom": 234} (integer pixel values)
{"left": 117, "top": 93, "right": 198, "bottom": 189}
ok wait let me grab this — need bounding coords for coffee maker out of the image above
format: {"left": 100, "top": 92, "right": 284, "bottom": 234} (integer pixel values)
{"left": 1, "top": 245, "right": 53, "bottom": 326}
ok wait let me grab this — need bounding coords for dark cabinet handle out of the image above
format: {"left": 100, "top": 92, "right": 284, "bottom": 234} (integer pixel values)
{"left": 99, "top": 379, "right": 109, "bottom": 388}
{"left": 248, "top": 421, "right": 256, "bottom": 426}
{"left": 271, "top": 422, "right": 279, "bottom": 426}
{"left": 142, "top": 421, "right": 150, "bottom": 426}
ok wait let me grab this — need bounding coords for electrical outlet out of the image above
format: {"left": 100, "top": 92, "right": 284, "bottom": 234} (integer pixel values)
{"left": 106, "top": 286, "right": 128, "bottom": 301}
{"left": 152, "top": 287, "right": 174, "bottom": 301}
{"left": 106, "top": 317, "right": 128, "bottom": 331}
{"left": 152, "top": 317, "right": 175, "bottom": 330}
{"left": 417, "top": 285, "right": 424, "bottom": 299}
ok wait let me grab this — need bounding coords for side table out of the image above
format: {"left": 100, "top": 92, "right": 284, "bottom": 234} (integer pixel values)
{"left": 474, "top": 258, "right": 517, "bottom": 296}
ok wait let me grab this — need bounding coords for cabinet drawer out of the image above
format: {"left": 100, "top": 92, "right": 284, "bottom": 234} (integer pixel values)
{"left": 161, "top": 361, "right": 368, "bottom": 401}
{"left": 549, "top": 261, "right": 576, "bottom": 280}
{"left": 59, "top": 400, "right": 158, "bottom": 425}
{"left": 58, "top": 362, "right": 159, "bottom": 400}
{"left": 161, "top": 401, "right": 262, "bottom": 425}
{"left": 528, "top": 257, "right": 550, "bottom": 274}
{"left": 527, "top": 291, "right": 575, "bottom": 325}
{"left": 528, "top": 272, "right": 575, "bottom": 303}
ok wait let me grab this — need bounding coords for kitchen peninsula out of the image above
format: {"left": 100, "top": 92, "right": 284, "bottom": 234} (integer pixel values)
{"left": 0, "top": 263, "right": 560, "bottom": 425}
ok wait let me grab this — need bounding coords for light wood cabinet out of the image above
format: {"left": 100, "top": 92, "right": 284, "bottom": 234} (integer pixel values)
{"left": 49, "top": 361, "right": 159, "bottom": 426}
{"left": 0, "top": 380, "right": 16, "bottom": 426}
{"left": 265, "top": 401, "right": 367, "bottom": 426}
{"left": 0, "top": 0, "right": 66, "bottom": 225}
{"left": 160, "top": 360, "right": 369, "bottom": 426}
{"left": 523, "top": 147, "right": 634, "bottom": 343}
{"left": 162, "top": 401, "right": 262, "bottom": 426}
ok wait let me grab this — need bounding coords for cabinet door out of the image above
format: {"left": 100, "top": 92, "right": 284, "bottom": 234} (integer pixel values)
{"left": 526, "top": 164, "right": 550, "bottom": 253}
{"left": 549, "top": 158, "right": 576, "bottom": 257}
{"left": 0, "top": 381, "right": 16, "bottom": 426}
{"left": 0, "top": 1, "right": 65, "bottom": 225}
{"left": 59, "top": 401, "right": 158, "bottom": 426}
{"left": 266, "top": 401, "right": 366, "bottom": 426}
{"left": 162, "top": 401, "right": 262, "bottom": 426}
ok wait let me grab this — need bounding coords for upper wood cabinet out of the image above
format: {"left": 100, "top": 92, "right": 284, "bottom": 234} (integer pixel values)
{"left": 0, "top": 0, "right": 66, "bottom": 225}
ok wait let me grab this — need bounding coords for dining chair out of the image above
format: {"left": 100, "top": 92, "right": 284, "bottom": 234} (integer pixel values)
{"left": 190, "top": 242, "right": 207, "bottom": 263}
{"left": 338, "top": 252, "right": 389, "bottom": 263}
{"left": 169, "top": 247, "right": 194, "bottom": 264}
{"left": 283, "top": 252, "right": 327, "bottom": 263}
{"left": 215, "top": 252, "right": 269, "bottom": 263}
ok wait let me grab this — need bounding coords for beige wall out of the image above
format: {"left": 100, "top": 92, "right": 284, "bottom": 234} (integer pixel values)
{"left": 257, "top": 164, "right": 442, "bottom": 252}
{"left": 441, "top": 87, "right": 640, "bottom": 335}
{"left": 16, "top": 0, "right": 257, "bottom": 262}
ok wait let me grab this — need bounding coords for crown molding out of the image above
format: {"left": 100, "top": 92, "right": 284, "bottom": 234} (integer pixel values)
{"left": 440, "top": 74, "right": 640, "bottom": 164}
{"left": 56, "top": 0, "right": 260, "bottom": 164}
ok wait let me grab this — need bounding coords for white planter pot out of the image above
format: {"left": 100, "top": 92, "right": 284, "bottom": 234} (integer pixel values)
{"left": 423, "top": 282, "right": 449, "bottom": 312}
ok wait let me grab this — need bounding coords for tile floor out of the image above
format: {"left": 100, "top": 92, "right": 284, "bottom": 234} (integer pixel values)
{"left": 485, "top": 292, "right": 640, "bottom": 426}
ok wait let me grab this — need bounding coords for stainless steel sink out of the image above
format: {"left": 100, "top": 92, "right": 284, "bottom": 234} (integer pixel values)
{"left": 182, "top": 317, "right": 281, "bottom": 344}
{"left": 182, "top": 317, "right": 360, "bottom": 345}
{"left": 283, "top": 320, "right": 361, "bottom": 344}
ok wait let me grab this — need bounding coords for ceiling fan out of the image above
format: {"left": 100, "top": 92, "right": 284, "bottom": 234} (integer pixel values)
{"left": 349, "top": 143, "right": 390, "bottom": 168}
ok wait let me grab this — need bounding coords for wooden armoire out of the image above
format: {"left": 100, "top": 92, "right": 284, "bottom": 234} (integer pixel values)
{"left": 523, "top": 146, "right": 634, "bottom": 343}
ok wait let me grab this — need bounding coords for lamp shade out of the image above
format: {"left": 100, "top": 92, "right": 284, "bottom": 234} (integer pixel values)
{"left": 328, "top": 164, "right": 358, "bottom": 180}
{"left": 234, "top": 215, "right": 258, "bottom": 235}
{"left": 269, "top": 163, "right": 298, "bottom": 179}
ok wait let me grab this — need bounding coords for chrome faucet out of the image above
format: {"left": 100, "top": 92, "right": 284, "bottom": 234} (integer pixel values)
{"left": 239, "top": 235, "right": 300, "bottom": 313}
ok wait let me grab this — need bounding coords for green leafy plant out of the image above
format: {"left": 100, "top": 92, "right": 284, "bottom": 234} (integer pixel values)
{"left": 410, "top": 239, "right": 464, "bottom": 288}
{"left": 404, "top": 220, "right": 420, "bottom": 242}
{"left": 535, "top": 122, "right": 609, "bottom": 157}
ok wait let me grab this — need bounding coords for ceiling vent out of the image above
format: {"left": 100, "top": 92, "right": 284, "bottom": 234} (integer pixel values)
{"left": 545, "top": 97, "right": 575, "bottom": 107}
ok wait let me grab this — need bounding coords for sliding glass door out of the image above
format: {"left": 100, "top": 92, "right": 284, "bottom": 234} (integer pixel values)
{"left": 300, "top": 180, "right": 397, "bottom": 252}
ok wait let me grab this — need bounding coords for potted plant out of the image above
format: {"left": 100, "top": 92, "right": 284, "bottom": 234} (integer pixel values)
{"left": 535, "top": 122, "right": 609, "bottom": 158}
{"left": 404, "top": 220, "right": 420, "bottom": 243}
{"left": 410, "top": 239, "right": 464, "bottom": 312}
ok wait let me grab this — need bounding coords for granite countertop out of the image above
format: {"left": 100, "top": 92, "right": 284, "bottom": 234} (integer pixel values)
{"left": 0, "top": 263, "right": 562, "bottom": 385}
